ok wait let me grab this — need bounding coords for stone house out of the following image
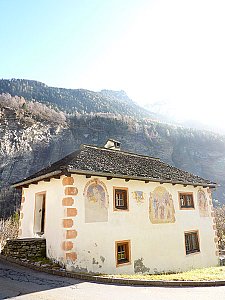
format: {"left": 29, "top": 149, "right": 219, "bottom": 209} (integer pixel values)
{"left": 13, "top": 139, "right": 219, "bottom": 274}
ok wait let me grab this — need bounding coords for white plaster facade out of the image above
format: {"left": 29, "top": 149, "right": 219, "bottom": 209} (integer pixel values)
{"left": 19, "top": 174, "right": 219, "bottom": 275}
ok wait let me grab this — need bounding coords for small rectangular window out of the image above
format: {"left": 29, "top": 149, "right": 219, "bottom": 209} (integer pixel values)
{"left": 185, "top": 231, "right": 200, "bottom": 254}
{"left": 179, "top": 193, "right": 194, "bottom": 209}
{"left": 114, "top": 187, "right": 128, "bottom": 210}
{"left": 116, "top": 240, "right": 131, "bottom": 266}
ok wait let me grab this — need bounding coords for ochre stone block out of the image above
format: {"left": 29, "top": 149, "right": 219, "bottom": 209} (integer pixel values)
{"left": 62, "top": 241, "right": 73, "bottom": 251}
{"left": 62, "top": 177, "right": 74, "bottom": 186}
{"left": 21, "top": 197, "right": 25, "bottom": 203}
{"left": 20, "top": 212, "right": 24, "bottom": 220}
{"left": 62, "top": 197, "right": 74, "bottom": 206}
{"left": 65, "top": 187, "right": 78, "bottom": 196}
{"left": 67, "top": 208, "right": 77, "bottom": 217}
{"left": 63, "top": 219, "right": 73, "bottom": 228}
{"left": 66, "top": 252, "right": 77, "bottom": 261}
{"left": 214, "top": 236, "right": 219, "bottom": 243}
{"left": 66, "top": 230, "right": 77, "bottom": 239}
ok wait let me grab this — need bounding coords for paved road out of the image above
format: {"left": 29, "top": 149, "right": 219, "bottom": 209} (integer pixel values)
{"left": 1, "top": 259, "right": 225, "bottom": 300}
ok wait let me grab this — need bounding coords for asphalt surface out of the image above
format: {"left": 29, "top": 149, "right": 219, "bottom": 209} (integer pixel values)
{"left": 1, "top": 259, "right": 225, "bottom": 300}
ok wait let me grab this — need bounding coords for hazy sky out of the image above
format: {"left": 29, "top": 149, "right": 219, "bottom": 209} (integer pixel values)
{"left": 1, "top": 0, "right": 225, "bottom": 129}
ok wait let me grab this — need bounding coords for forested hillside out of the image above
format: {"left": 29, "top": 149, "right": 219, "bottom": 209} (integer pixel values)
{"left": 0, "top": 79, "right": 158, "bottom": 119}
{"left": 1, "top": 92, "right": 225, "bottom": 218}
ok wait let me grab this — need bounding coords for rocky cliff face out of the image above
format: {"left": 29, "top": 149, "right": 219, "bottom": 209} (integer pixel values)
{"left": 0, "top": 103, "right": 68, "bottom": 217}
{"left": 1, "top": 103, "right": 225, "bottom": 218}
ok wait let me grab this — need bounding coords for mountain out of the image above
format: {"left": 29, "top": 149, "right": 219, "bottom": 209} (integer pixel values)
{"left": 145, "top": 100, "right": 225, "bottom": 134}
{"left": 0, "top": 79, "right": 159, "bottom": 120}
{"left": 0, "top": 80, "right": 225, "bottom": 218}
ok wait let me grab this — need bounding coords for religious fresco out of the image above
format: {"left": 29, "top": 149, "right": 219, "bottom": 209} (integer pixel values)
{"left": 197, "top": 189, "right": 209, "bottom": 217}
{"left": 83, "top": 178, "right": 109, "bottom": 223}
{"left": 132, "top": 191, "right": 146, "bottom": 205}
{"left": 149, "top": 186, "right": 175, "bottom": 224}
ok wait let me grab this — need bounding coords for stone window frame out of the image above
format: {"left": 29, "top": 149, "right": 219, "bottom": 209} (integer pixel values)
{"left": 113, "top": 187, "right": 129, "bottom": 211}
{"left": 179, "top": 192, "right": 195, "bottom": 210}
{"left": 115, "top": 240, "right": 131, "bottom": 267}
{"left": 184, "top": 230, "right": 200, "bottom": 255}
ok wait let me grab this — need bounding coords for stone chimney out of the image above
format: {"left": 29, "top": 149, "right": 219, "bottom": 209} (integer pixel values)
{"left": 104, "top": 139, "right": 121, "bottom": 151}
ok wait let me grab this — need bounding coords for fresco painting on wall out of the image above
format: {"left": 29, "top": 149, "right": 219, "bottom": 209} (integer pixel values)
{"left": 83, "top": 178, "right": 109, "bottom": 223}
{"left": 132, "top": 191, "right": 146, "bottom": 205}
{"left": 149, "top": 186, "right": 175, "bottom": 224}
{"left": 197, "top": 189, "right": 209, "bottom": 217}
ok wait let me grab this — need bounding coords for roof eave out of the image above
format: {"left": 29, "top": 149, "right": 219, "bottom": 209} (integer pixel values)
{"left": 12, "top": 170, "right": 63, "bottom": 188}
{"left": 11, "top": 168, "right": 217, "bottom": 189}
{"left": 68, "top": 169, "right": 217, "bottom": 188}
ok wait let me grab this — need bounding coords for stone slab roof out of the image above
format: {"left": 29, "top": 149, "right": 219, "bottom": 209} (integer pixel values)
{"left": 13, "top": 144, "right": 216, "bottom": 188}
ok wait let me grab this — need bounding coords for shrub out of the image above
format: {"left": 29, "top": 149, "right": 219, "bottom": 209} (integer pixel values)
{"left": 0, "top": 213, "right": 19, "bottom": 252}
{"left": 214, "top": 205, "right": 225, "bottom": 250}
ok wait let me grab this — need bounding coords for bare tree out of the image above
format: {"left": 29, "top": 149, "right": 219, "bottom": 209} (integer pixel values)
{"left": 0, "top": 93, "right": 66, "bottom": 124}
{"left": 0, "top": 214, "right": 19, "bottom": 252}
{"left": 214, "top": 205, "right": 225, "bottom": 250}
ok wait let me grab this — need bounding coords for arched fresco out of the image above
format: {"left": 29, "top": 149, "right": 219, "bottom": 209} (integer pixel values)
{"left": 149, "top": 186, "right": 175, "bottom": 224}
{"left": 197, "top": 189, "right": 209, "bottom": 217}
{"left": 83, "top": 178, "right": 109, "bottom": 223}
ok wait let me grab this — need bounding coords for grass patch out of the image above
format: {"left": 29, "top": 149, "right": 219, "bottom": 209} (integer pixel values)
{"left": 101, "top": 266, "right": 225, "bottom": 281}
{"left": 27, "top": 256, "right": 53, "bottom": 264}
{"left": 22, "top": 256, "right": 62, "bottom": 268}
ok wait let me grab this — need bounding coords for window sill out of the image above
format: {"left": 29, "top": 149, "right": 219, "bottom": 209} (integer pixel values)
{"left": 186, "top": 251, "right": 201, "bottom": 256}
{"left": 116, "top": 261, "right": 131, "bottom": 267}
{"left": 113, "top": 208, "right": 129, "bottom": 212}
{"left": 180, "top": 207, "right": 195, "bottom": 210}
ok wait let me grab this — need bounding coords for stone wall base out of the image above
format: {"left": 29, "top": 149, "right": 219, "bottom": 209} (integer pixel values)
{"left": 2, "top": 238, "right": 46, "bottom": 258}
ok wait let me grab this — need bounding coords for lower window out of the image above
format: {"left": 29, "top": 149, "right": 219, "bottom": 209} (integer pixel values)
{"left": 115, "top": 240, "right": 131, "bottom": 266}
{"left": 185, "top": 231, "right": 200, "bottom": 254}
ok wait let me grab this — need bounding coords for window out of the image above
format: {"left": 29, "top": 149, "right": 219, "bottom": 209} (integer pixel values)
{"left": 185, "top": 231, "right": 200, "bottom": 255}
{"left": 34, "top": 192, "right": 46, "bottom": 235}
{"left": 115, "top": 240, "right": 131, "bottom": 266}
{"left": 179, "top": 192, "right": 194, "bottom": 209}
{"left": 114, "top": 187, "right": 128, "bottom": 210}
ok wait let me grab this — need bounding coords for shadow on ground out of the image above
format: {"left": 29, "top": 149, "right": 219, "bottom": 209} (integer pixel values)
{"left": 0, "top": 258, "right": 83, "bottom": 299}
